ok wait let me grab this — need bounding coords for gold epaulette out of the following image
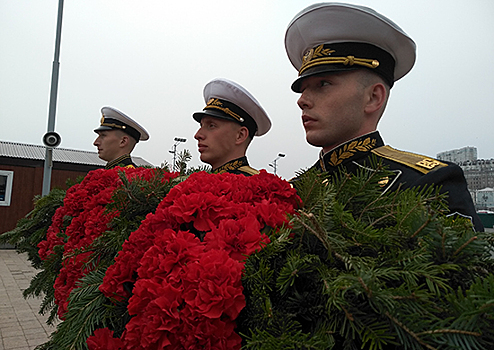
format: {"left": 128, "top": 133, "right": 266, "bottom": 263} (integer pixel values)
{"left": 238, "top": 166, "right": 260, "bottom": 176}
{"left": 371, "top": 145, "right": 448, "bottom": 174}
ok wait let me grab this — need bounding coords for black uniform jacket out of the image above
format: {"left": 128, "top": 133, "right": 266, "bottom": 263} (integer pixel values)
{"left": 212, "top": 156, "right": 259, "bottom": 176}
{"left": 105, "top": 154, "right": 137, "bottom": 169}
{"left": 311, "top": 131, "right": 483, "bottom": 232}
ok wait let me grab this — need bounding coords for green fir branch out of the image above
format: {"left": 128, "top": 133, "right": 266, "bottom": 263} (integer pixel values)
{"left": 46, "top": 269, "right": 123, "bottom": 350}
{"left": 241, "top": 165, "right": 494, "bottom": 349}
{"left": 0, "top": 188, "right": 66, "bottom": 268}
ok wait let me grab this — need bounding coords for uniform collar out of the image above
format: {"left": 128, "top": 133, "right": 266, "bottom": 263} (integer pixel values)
{"left": 106, "top": 154, "right": 134, "bottom": 169}
{"left": 212, "top": 156, "right": 250, "bottom": 174}
{"left": 318, "top": 131, "right": 384, "bottom": 172}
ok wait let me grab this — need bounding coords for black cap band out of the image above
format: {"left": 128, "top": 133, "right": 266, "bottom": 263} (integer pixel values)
{"left": 99, "top": 117, "right": 141, "bottom": 142}
{"left": 292, "top": 42, "right": 396, "bottom": 92}
{"left": 193, "top": 98, "right": 258, "bottom": 138}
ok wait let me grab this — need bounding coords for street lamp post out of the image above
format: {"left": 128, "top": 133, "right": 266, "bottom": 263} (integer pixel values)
{"left": 42, "top": 0, "right": 64, "bottom": 196}
{"left": 268, "top": 153, "right": 285, "bottom": 175}
{"left": 169, "top": 137, "right": 186, "bottom": 172}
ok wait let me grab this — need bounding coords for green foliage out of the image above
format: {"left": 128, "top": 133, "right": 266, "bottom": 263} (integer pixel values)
{"left": 240, "top": 163, "right": 494, "bottom": 350}
{"left": 176, "top": 149, "right": 192, "bottom": 174}
{"left": 173, "top": 148, "right": 212, "bottom": 175}
{"left": 0, "top": 188, "right": 66, "bottom": 268}
{"left": 40, "top": 269, "right": 126, "bottom": 350}
{"left": 165, "top": 149, "right": 211, "bottom": 175}
{"left": 443, "top": 274, "right": 494, "bottom": 347}
{"left": 24, "top": 248, "right": 63, "bottom": 325}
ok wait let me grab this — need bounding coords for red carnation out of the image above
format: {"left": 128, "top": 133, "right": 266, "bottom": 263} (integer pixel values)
{"left": 87, "top": 328, "right": 123, "bottom": 350}
{"left": 183, "top": 249, "right": 245, "bottom": 320}
{"left": 204, "top": 214, "right": 269, "bottom": 261}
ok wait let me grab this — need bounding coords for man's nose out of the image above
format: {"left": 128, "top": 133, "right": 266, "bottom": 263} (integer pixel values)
{"left": 194, "top": 129, "right": 203, "bottom": 140}
{"left": 297, "top": 92, "right": 312, "bottom": 110}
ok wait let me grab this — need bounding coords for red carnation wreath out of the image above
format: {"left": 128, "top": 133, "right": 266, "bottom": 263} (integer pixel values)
{"left": 38, "top": 168, "right": 301, "bottom": 350}
{"left": 95, "top": 171, "right": 300, "bottom": 349}
{"left": 38, "top": 167, "right": 179, "bottom": 318}
{"left": 37, "top": 168, "right": 300, "bottom": 348}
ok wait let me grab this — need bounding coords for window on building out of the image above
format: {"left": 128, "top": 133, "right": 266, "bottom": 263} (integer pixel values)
{"left": 0, "top": 170, "right": 14, "bottom": 206}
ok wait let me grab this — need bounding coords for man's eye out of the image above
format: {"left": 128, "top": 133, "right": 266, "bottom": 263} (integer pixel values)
{"left": 320, "top": 80, "right": 330, "bottom": 87}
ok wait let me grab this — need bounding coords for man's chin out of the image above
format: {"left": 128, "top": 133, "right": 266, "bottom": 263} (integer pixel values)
{"left": 305, "top": 135, "right": 324, "bottom": 148}
{"left": 97, "top": 154, "right": 109, "bottom": 162}
{"left": 199, "top": 154, "right": 209, "bottom": 164}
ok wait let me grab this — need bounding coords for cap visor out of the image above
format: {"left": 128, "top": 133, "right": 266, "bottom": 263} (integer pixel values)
{"left": 193, "top": 110, "right": 238, "bottom": 124}
{"left": 94, "top": 125, "right": 113, "bottom": 133}
{"left": 291, "top": 65, "right": 360, "bottom": 92}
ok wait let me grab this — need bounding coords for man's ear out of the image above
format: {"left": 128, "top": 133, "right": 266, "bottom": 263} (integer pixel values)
{"left": 235, "top": 126, "right": 249, "bottom": 145}
{"left": 364, "top": 83, "right": 387, "bottom": 114}
{"left": 120, "top": 135, "right": 130, "bottom": 148}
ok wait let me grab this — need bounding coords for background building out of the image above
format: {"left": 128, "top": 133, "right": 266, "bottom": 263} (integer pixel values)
{"left": 437, "top": 146, "right": 477, "bottom": 164}
{"left": 437, "top": 146, "right": 494, "bottom": 219}
{"left": 457, "top": 159, "right": 494, "bottom": 193}
{"left": 0, "top": 140, "right": 152, "bottom": 235}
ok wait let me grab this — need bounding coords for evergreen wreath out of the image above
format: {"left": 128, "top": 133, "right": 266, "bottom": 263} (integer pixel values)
{"left": 1, "top": 159, "right": 493, "bottom": 350}
{"left": 239, "top": 162, "right": 494, "bottom": 350}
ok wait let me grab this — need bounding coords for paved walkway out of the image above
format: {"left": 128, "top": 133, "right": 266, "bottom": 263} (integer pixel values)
{"left": 0, "top": 250, "right": 57, "bottom": 350}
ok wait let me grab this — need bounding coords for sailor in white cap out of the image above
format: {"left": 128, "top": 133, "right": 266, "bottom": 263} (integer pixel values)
{"left": 286, "top": 3, "right": 483, "bottom": 231}
{"left": 193, "top": 78, "right": 271, "bottom": 176}
{"left": 93, "top": 106, "right": 149, "bottom": 169}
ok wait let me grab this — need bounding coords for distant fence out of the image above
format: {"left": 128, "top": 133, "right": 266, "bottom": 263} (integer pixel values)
{"left": 478, "top": 213, "right": 494, "bottom": 229}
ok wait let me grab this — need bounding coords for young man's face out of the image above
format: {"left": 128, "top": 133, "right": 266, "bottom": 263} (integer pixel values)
{"left": 296, "top": 70, "right": 369, "bottom": 153}
{"left": 93, "top": 129, "right": 125, "bottom": 162}
{"left": 194, "top": 116, "right": 242, "bottom": 170}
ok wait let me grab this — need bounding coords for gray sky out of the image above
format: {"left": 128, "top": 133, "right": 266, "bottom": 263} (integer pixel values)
{"left": 1, "top": 0, "right": 493, "bottom": 179}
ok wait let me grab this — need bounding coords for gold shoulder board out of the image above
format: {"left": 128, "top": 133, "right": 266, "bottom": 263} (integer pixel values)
{"left": 371, "top": 145, "right": 448, "bottom": 174}
{"left": 238, "top": 166, "right": 260, "bottom": 176}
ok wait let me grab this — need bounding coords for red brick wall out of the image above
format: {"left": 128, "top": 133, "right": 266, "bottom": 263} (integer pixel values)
{"left": 0, "top": 165, "right": 93, "bottom": 234}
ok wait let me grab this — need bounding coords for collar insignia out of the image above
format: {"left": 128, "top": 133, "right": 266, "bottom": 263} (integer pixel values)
{"left": 327, "top": 137, "right": 377, "bottom": 167}
{"left": 213, "top": 157, "right": 249, "bottom": 174}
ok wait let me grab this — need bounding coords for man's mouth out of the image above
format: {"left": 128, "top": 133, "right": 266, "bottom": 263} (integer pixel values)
{"left": 302, "top": 115, "right": 316, "bottom": 127}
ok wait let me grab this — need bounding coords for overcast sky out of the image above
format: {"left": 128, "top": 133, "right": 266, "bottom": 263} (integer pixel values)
{"left": 1, "top": 0, "right": 493, "bottom": 179}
